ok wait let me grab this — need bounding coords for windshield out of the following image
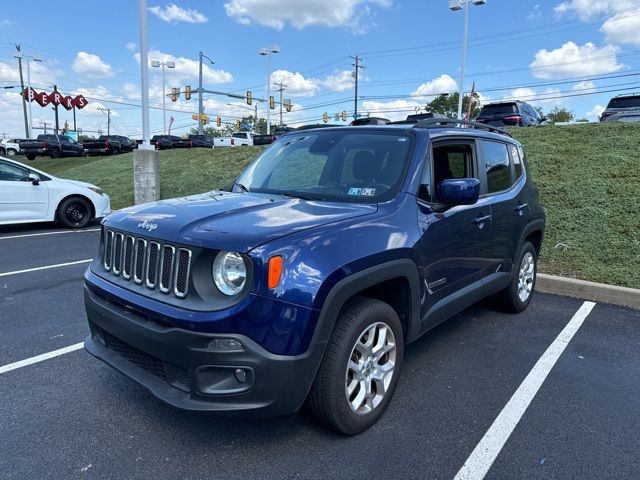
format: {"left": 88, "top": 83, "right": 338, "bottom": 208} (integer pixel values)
{"left": 607, "top": 96, "right": 640, "bottom": 109}
{"left": 234, "top": 130, "right": 413, "bottom": 202}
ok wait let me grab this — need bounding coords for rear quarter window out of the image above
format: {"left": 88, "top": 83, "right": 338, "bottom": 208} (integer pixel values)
{"left": 481, "top": 140, "right": 512, "bottom": 193}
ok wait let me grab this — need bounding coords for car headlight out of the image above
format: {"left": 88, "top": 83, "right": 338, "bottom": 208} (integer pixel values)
{"left": 88, "top": 186, "right": 104, "bottom": 196}
{"left": 212, "top": 251, "right": 247, "bottom": 296}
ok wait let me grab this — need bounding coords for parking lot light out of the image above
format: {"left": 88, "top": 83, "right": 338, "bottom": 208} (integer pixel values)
{"left": 152, "top": 60, "right": 176, "bottom": 134}
{"left": 258, "top": 46, "right": 280, "bottom": 135}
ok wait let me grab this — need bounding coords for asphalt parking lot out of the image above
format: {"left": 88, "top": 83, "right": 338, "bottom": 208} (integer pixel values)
{"left": 1, "top": 223, "right": 639, "bottom": 480}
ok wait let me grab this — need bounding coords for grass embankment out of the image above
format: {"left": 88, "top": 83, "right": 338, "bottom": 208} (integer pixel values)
{"left": 27, "top": 123, "right": 640, "bottom": 288}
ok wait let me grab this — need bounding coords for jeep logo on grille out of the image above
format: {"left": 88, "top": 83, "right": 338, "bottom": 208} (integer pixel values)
{"left": 137, "top": 221, "right": 157, "bottom": 232}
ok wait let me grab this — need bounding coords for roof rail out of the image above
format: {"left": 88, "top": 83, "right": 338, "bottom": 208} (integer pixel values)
{"left": 414, "top": 118, "right": 513, "bottom": 138}
{"left": 615, "top": 92, "right": 640, "bottom": 97}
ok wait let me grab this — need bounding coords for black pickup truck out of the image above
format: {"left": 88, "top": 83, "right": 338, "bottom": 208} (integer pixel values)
{"left": 19, "top": 134, "right": 86, "bottom": 160}
{"left": 151, "top": 135, "right": 193, "bottom": 150}
{"left": 84, "top": 135, "right": 124, "bottom": 156}
{"left": 187, "top": 134, "right": 214, "bottom": 148}
{"left": 252, "top": 134, "right": 276, "bottom": 145}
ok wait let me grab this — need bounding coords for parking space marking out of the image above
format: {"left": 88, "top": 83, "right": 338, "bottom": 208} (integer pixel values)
{"left": 0, "top": 228, "right": 100, "bottom": 240}
{"left": 0, "top": 342, "right": 84, "bottom": 375}
{"left": 453, "top": 301, "right": 596, "bottom": 480}
{"left": 0, "top": 259, "right": 93, "bottom": 277}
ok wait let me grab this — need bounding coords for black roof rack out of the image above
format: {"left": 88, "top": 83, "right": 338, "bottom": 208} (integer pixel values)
{"left": 614, "top": 92, "right": 640, "bottom": 97}
{"left": 414, "top": 118, "right": 513, "bottom": 138}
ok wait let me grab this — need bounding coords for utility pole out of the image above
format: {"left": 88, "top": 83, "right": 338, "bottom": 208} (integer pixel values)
{"left": 274, "top": 81, "right": 287, "bottom": 126}
{"left": 40, "top": 122, "right": 50, "bottom": 134}
{"left": 350, "top": 55, "right": 365, "bottom": 120}
{"left": 15, "top": 44, "right": 29, "bottom": 138}
{"left": 98, "top": 108, "right": 111, "bottom": 135}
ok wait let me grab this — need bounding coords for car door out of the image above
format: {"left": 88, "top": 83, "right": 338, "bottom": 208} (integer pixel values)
{"left": 416, "top": 138, "right": 495, "bottom": 326}
{"left": 476, "top": 139, "right": 528, "bottom": 277}
{"left": 0, "top": 160, "right": 49, "bottom": 223}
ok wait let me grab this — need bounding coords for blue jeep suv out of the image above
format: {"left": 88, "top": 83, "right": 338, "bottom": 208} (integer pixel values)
{"left": 84, "top": 120, "right": 545, "bottom": 434}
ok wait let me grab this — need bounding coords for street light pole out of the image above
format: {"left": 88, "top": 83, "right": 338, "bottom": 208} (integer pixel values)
{"left": 450, "top": 0, "right": 486, "bottom": 120}
{"left": 152, "top": 60, "right": 175, "bottom": 134}
{"left": 259, "top": 46, "right": 280, "bottom": 135}
{"left": 198, "top": 52, "right": 214, "bottom": 135}
{"left": 139, "top": 0, "right": 151, "bottom": 147}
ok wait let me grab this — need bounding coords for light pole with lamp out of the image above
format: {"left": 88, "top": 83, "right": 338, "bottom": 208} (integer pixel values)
{"left": 449, "top": 0, "right": 486, "bottom": 120}
{"left": 198, "top": 52, "right": 214, "bottom": 135}
{"left": 258, "top": 46, "right": 280, "bottom": 135}
{"left": 14, "top": 52, "right": 42, "bottom": 139}
{"left": 151, "top": 60, "right": 175, "bottom": 134}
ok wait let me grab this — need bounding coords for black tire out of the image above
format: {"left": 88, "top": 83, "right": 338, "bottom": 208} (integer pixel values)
{"left": 49, "top": 148, "right": 60, "bottom": 159}
{"left": 57, "top": 197, "right": 92, "bottom": 229}
{"left": 7, "top": 149, "right": 17, "bottom": 156}
{"left": 26, "top": 154, "right": 36, "bottom": 161}
{"left": 308, "top": 297, "right": 404, "bottom": 435}
{"left": 494, "top": 241, "right": 537, "bottom": 313}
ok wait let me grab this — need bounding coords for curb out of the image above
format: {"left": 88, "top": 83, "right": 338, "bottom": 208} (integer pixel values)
{"left": 536, "top": 274, "right": 640, "bottom": 310}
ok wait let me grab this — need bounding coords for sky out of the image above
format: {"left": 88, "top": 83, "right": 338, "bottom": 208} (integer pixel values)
{"left": 1, "top": 0, "right": 640, "bottom": 138}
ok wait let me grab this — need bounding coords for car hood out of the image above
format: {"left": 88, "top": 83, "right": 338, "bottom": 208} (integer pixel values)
{"left": 66, "top": 179, "right": 100, "bottom": 190}
{"left": 104, "top": 191, "right": 377, "bottom": 252}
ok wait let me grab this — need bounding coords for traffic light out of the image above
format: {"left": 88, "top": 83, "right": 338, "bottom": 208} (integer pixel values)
{"left": 269, "top": 96, "right": 275, "bottom": 109}
{"left": 235, "top": 120, "right": 241, "bottom": 129}
{"left": 322, "top": 112, "right": 328, "bottom": 123}
{"left": 216, "top": 116, "right": 221, "bottom": 127}
{"left": 246, "top": 91, "right": 252, "bottom": 106}
{"left": 340, "top": 110, "right": 347, "bottom": 121}
{"left": 285, "top": 99, "right": 292, "bottom": 112}
{"left": 171, "top": 87, "right": 178, "bottom": 102}
{"left": 185, "top": 85, "right": 191, "bottom": 100}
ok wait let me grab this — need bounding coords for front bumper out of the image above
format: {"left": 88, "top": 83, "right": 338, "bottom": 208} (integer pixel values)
{"left": 84, "top": 284, "right": 324, "bottom": 417}
{"left": 94, "top": 194, "right": 111, "bottom": 218}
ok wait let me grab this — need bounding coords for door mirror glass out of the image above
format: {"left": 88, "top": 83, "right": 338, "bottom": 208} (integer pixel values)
{"left": 28, "top": 172, "right": 40, "bottom": 185}
{"left": 438, "top": 178, "right": 480, "bottom": 205}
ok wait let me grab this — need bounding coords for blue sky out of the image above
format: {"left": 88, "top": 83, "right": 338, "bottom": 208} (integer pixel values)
{"left": 1, "top": 0, "right": 639, "bottom": 137}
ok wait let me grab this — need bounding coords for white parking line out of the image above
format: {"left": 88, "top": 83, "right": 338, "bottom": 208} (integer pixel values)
{"left": 453, "top": 301, "right": 596, "bottom": 480}
{"left": 0, "top": 228, "right": 100, "bottom": 240}
{"left": 0, "top": 342, "right": 84, "bottom": 375}
{"left": 0, "top": 259, "right": 93, "bottom": 277}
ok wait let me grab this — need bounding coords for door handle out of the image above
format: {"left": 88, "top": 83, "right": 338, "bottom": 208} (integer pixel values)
{"left": 473, "top": 214, "right": 492, "bottom": 225}
{"left": 514, "top": 203, "right": 528, "bottom": 215}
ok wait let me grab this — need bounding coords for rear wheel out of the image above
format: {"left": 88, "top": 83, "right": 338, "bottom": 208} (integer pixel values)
{"left": 58, "top": 197, "right": 92, "bottom": 229}
{"left": 308, "top": 297, "right": 404, "bottom": 435}
{"left": 26, "top": 154, "right": 36, "bottom": 161}
{"left": 49, "top": 149, "right": 60, "bottom": 159}
{"left": 494, "top": 241, "right": 537, "bottom": 312}
{"left": 7, "top": 149, "right": 17, "bottom": 156}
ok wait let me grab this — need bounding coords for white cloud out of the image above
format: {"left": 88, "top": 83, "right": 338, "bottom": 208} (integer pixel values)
{"left": 224, "top": 0, "right": 392, "bottom": 32}
{"left": 601, "top": 7, "right": 640, "bottom": 46}
{"left": 321, "top": 70, "right": 355, "bottom": 92}
{"left": 573, "top": 80, "right": 597, "bottom": 93}
{"left": 126, "top": 42, "right": 136, "bottom": 51}
{"left": 411, "top": 74, "right": 458, "bottom": 98}
{"left": 360, "top": 99, "right": 421, "bottom": 121}
{"left": 554, "top": 0, "right": 634, "bottom": 19}
{"left": 527, "top": 4, "right": 543, "bottom": 20}
{"left": 134, "top": 50, "right": 233, "bottom": 85}
{"left": 587, "top": 104, "right": 606, "bottom": 119}
{"left": 72, "top": 52, "right": 114, "bottom": 78}
{"left": 148, "top": 4, "right": 208, "bottom": 23}
{"left": 529, "top": 41, "right": 623, "bottom": 79}
{"left": 270, "top": 70, "right": 318, "bottom": 97}
{"left": 503, "top": 87, "right": 563, "bottom": 107}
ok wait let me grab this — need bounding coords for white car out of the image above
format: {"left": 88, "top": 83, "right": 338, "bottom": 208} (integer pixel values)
{"left": 0, "top": 139, "right": 22, "bottom": 156}
{"left": 213, "top": 132, "right": 254, "bottom": 147}
{"left": 0, "top": 156, "right": 110, "bottom": 228}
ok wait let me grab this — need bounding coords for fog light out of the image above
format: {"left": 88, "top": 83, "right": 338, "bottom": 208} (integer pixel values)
{"left": 208, "top": 338, "right": 244, "bottom": 352}
{"left": 234, "top": 368, "right": 247, "bottom": 383}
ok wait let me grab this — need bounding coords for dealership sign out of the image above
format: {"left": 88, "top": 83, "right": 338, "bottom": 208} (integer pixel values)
{"left": 22, "top": 88, "right": 88, "bottom": 111}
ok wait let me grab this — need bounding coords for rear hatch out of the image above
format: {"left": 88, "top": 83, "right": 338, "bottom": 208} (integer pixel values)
{"left": 601, "top": 95, "right": 640, "bottom": 121}
{"left": 477, "top": 103, "right": 522, "bottom": 126}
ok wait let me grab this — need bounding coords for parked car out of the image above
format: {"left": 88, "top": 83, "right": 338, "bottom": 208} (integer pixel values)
{"left": 19, "top": 134, "right": 86, "bottom": 160}
{"left": 151, "top": 135, "right": 193, "bottom": 150}
{"left": 116, "top": 136, "right": 136, "bottom": 153}
{"left": 252, "top": 134, "right": 276, "bottom": 145}
{"left": 0, "top": 156, "right": 110, "bottom": 228}
{"left": 0, "top": 138, "right": 23, "bottom": 156}
{"left": 351, "top": 117, "right": 390, "bottom": 126}
{"left": 476, "top": 101, "right": 545, "bottom": 127}
{"left": 599, "top": 94, "right": 640, "bottom": 122}
{"left": 83, "top": 119, "right": 545, "bottom": 434}
{"left": 272, "top": 126, "right": 296, "bottom": 137}
{"left": 600, "top": 111, "right": 640, "bottom": 123}
{"left": 187, "top": 135, "right": 215, "bottom": 148}
{"left": 213, "top": 132, "right": 254, "bottom": 147}
{"left": 83, "top": 135, "right": 124, "bottom": 156}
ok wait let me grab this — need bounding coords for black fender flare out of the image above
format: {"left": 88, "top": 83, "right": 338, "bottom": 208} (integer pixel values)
{"left": 518, "top": 219, "right": 546, "bottom": 254}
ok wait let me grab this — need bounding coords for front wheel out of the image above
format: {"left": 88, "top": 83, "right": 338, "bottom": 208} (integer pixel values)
{"left": 7, "top": 149, "right": 17, "bottom": 156}
{"left": 26, "top": 154, "right": 36, "bottom": 160}
{"left": 49, "top": 149, "right": 60, "bottom": 159}
{"left": 494, "top": 241, "right": 537, "bottom": 312}
{"left": 308, "top": 297, "right": 404, "bottom": 435}
{"left": 58, "top": 197, "right": 92, "bottom": 228}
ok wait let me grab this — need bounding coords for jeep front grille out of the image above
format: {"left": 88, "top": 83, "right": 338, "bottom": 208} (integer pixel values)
{"left": 103, "top": 229, "right": 191, "bottom": 298}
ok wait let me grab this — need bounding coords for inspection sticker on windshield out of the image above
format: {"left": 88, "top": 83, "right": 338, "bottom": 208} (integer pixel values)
{"left": 348, "top": 187, "right": 376, "bottom": 196}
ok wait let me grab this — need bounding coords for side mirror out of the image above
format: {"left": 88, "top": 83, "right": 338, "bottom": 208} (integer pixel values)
{"left": 439, "top": 178, "right": 480, "bottom": 205}
{"left": 28, "top": 173, "right": 40, "bottom": 185}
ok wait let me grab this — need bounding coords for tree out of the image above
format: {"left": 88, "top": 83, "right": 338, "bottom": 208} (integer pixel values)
{"left": 426, "top": 92, "right": 482, "bottom": 119}
{"left": 545, "top": 106, "right": 574, "bottom": 124}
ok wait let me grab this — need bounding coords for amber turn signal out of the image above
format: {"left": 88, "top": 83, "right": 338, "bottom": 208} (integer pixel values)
{"left": 268, "top": 256, "right": 283, "bottom": 289}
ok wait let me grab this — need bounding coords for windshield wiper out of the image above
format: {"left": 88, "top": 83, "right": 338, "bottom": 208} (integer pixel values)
{"left": 235, "top": 182, "right": 250, "bottom": 193}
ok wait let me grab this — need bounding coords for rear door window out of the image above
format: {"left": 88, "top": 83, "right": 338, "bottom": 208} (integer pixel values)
{"left": 481, "top": 140, "right": 512, "bottom": 193}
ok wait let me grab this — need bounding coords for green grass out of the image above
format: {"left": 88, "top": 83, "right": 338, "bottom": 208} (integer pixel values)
{"left": 25, "top": 124, "right": 640, "bottom": 288}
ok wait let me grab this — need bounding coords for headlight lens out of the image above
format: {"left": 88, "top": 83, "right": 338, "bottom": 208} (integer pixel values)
{"left": 88, "top": 186, "right": 104, "bottom": 196}
{"left": 212, "top": 251, "right": 247, "bottom": 296}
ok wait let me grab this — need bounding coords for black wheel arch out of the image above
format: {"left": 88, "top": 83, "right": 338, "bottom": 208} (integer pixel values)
{"left": 519, "top": 219, "right": 545, "bottom": 256}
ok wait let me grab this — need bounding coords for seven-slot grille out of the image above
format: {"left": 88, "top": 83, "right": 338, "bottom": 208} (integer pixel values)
{"left": 103, "top": 229, "right": 192, "bottom": 298}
